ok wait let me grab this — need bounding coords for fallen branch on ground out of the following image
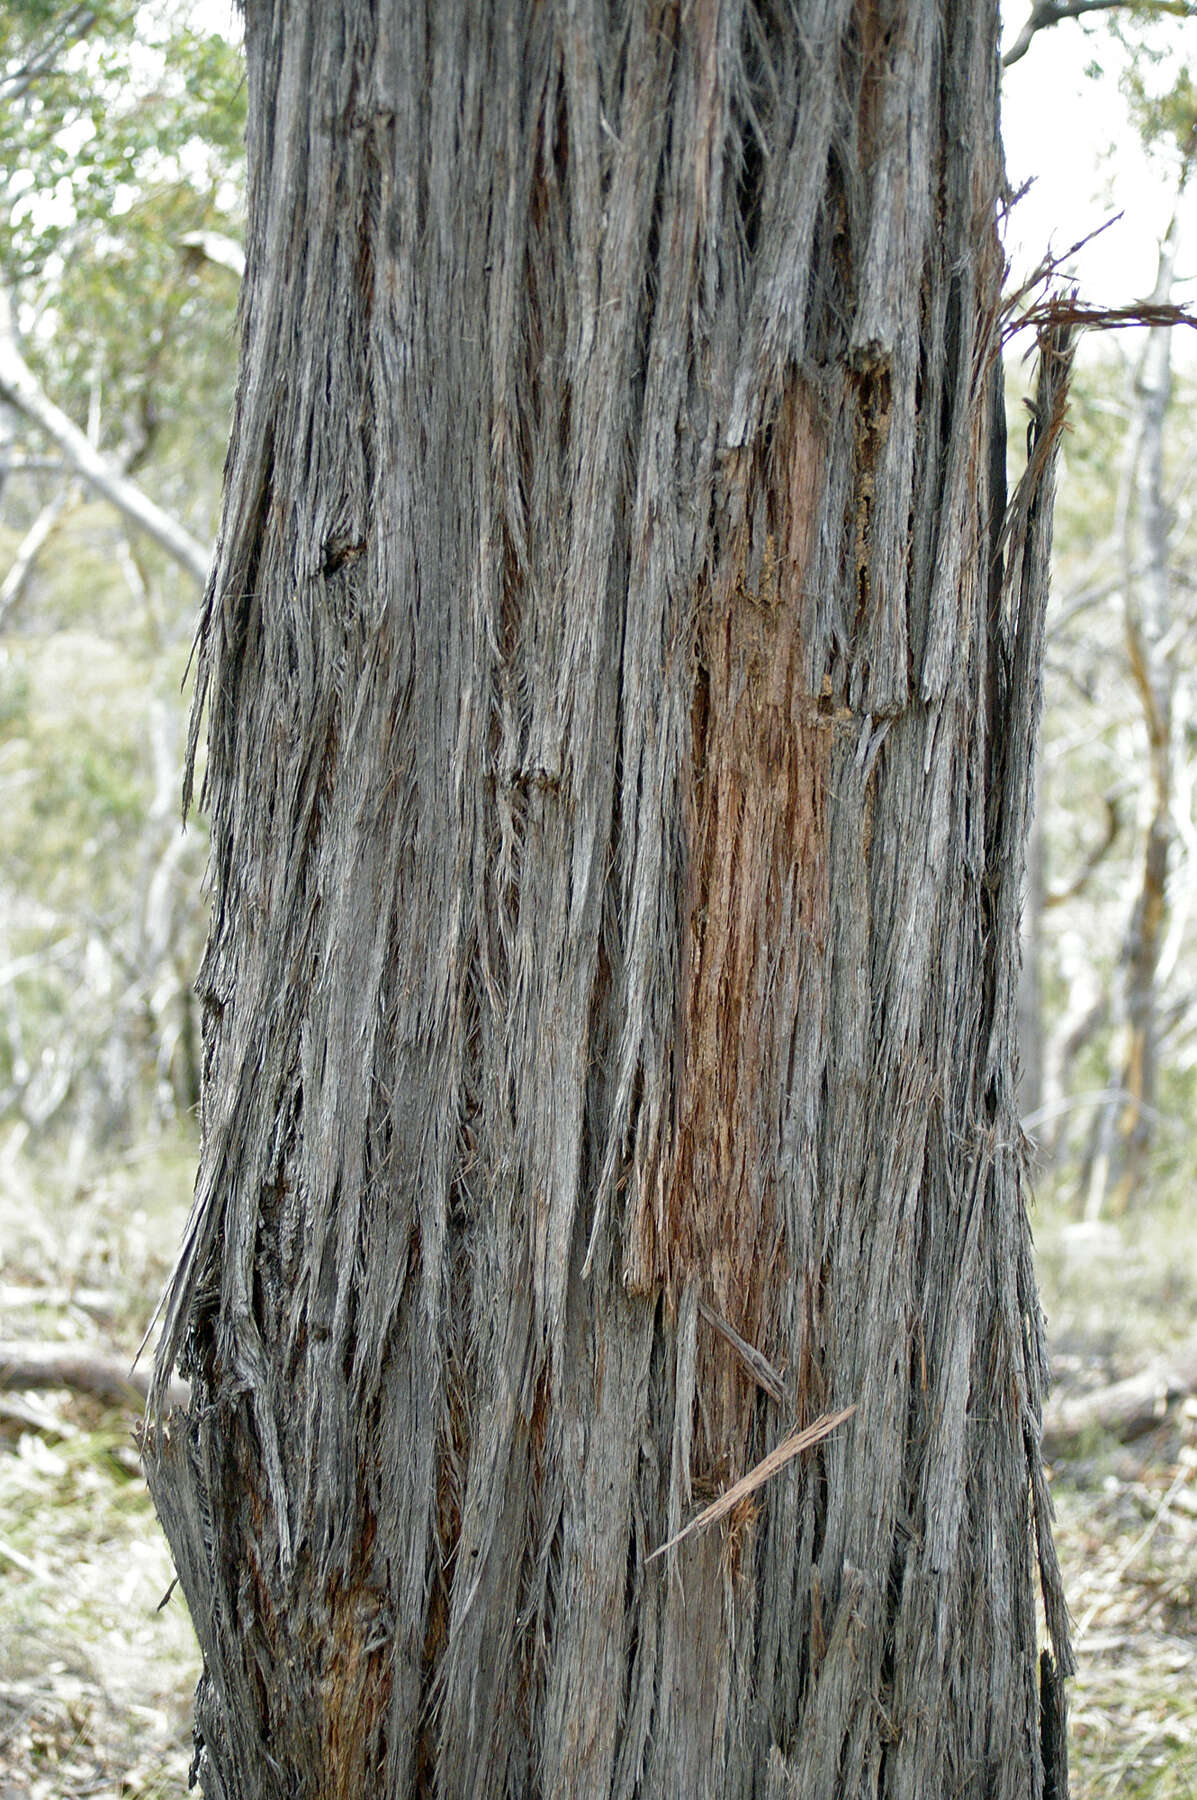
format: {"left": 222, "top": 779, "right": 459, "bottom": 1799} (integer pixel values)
{"left": 1043, "top": 1334, "right": 1197, "bottom": 1456}
{"left": 7, "top": 1327, "right": 1194, "bottom": 1459}
{"left": 0, "top": 1341, "right": 188, "bottom": 1413}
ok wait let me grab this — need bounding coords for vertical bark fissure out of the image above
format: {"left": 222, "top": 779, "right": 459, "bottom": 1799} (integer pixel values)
{"left": 145, "top": 4, "right": 1073, "bottom": 1797}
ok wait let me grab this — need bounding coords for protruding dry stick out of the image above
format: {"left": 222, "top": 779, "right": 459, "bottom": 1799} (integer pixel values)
{"left": 646, "top": 1404, "right": 857, "bottom": 1564}
{"left": 698, "top": 1297, "right": 792, "bottom": 1407}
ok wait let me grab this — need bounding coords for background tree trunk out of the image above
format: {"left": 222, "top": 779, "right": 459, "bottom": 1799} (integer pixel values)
{"left": 1086, "top": 197, "right": 1186, "bottom": 1217}
{"left": 144, "top": 3, "right": 1074, "bottom": 1795}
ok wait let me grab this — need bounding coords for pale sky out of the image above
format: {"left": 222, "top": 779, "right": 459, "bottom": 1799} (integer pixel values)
{"left": 1000, "top": 6, "right": 1195, "bottom": 311}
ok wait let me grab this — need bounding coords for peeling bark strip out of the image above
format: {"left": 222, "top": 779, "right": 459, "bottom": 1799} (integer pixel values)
{"left": 144, "top": 4, "right": 1072, "bottom": 1797}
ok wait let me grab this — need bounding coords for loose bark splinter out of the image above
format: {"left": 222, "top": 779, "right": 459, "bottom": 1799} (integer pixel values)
{"left": 646, "top": 1404, "right": 857, "bottom": 1563}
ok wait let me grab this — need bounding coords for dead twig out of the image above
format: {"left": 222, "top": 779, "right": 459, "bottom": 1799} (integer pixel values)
{"left": 646, "top": 1405, "right": 856, "bottom": 1564}
{"left": 1006, "top": 295, "right": 1197, "bottom": 346}
{"left": 698, "top": 1298, "right": 792, "bottom": 1407}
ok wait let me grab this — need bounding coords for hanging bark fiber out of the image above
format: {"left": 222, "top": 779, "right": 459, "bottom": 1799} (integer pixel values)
{"left": 144, "top": 3, "right": 1075, "bottom": 1796}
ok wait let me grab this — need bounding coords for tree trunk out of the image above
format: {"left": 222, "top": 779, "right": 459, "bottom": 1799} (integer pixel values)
{"left": 144, "top": 4, "right": 1074, "bottom": 1795}
{"left": 1019, "top": 765, "right": 1046, "bottom": 1126}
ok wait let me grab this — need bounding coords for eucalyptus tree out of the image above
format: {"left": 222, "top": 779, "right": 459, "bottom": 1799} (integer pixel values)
{"left": 1081, "top": 70, "right": 1197, "bottom": 1213}
{"left": 144, "top": 3, "right": 1075, "bottom": 1796}
{"left": 0, "top": 2, "right": 244, "bottom": 1153}
{"left": 1084, "top": 199, "right": 1187, "bottom": 1213}
{"left": 1018, "top": 43, "right": 1197, "bottom": 1208}
{"left": 0, "top": 1, "right": 245, "bottom": 596}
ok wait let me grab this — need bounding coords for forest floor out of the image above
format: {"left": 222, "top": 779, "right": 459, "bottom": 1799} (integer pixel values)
{"left": 0, "top": 1136, "right": 198, "bottom": 1799}
{"left": 0, "top": 1135, "right": 1194, "bottom": 1799}
{"left": 1035, "top": 1199, "right": 1197, "bottom": 1799}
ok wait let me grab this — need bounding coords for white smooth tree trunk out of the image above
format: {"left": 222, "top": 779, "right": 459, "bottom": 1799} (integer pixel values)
{"left": 145, "top": 4, "right": 1074, "bottom": 1795}
{"left": 0, "top": 287, "right": 210, "bottom": 589}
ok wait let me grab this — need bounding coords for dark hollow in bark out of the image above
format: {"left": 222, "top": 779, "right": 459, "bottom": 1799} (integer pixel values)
{"left": 144, "top": 3, "right": 1074, "bottom": 1796}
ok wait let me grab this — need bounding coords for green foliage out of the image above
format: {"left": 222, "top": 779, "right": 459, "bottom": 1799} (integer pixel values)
{"left": 0, "top": 615, "right": 209, "bottom": 1145}
{"left": 0, "top": 4, "right": 236, "bottom": 1156}
{"left": 1105, "top": 6, "right": 1197, "bottom": 159}
{"left": 0, "top": 641, "right": 31, "bottom": 728}
{"left": 1, "top": 2, "right": 245, "bottom": 541}
{"left": 1, "top": 3, "right": 246, "bottom": 253}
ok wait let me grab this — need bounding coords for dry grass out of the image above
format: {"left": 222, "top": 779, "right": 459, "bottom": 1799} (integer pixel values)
{"left": 1036, "top": 1187, "right": 1197, "bottom": 1800}
{"left": 1052, "top": 1419, "right": 1197, "bottom": 1800}
{"left": 0, "top": 1129, "right": 199, "bottom": 1798}
{"left": 0, "top": 1411, "right": 198, "bottom": 1798}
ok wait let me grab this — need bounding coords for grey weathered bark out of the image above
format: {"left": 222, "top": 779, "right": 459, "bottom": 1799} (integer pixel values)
{"left": 143, "top": 4, "right": 1074, "bottom": 1796}
{"left": 1019, "top": 766, "right": 1047, "bottom": 1124}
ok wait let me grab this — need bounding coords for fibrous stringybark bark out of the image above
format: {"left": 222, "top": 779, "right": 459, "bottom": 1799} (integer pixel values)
{"left": 144, "top": 4, "right": 1074, "bottom": 1795}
